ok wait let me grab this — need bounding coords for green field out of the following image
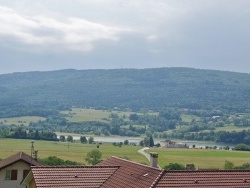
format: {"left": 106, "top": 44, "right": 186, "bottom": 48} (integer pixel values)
{"left": 60, "top": 108, "right": 155, "bottom": 123}
{"left": 0, "top": 116, "right": 45, "bottom": 126}
{"left": 215, "top": 125, "right": 250, "bottom": 132}
{"left": 181, "top": 114, "right": 200, "bottom": 122}
{"left": 1, "top": 139, "right": 250, "bottom": 169}
{"left": 147, "top": 148, "right": 250, "bottom": 169}
{"left": 0, "top": 138, "right": 147, "bottom": 165}
{"left": 61, "top": 108, "right": 128, "bottom": 122}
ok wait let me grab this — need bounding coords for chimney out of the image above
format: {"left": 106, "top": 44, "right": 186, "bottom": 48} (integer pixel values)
{"left": 150, "top": 152, "right": 158, "bottom": 168}
{"left": 33, "top": 150, "right": 38, "bottom": 161}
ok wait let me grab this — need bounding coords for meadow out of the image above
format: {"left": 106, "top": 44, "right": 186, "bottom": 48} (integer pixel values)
{"left": 0, "top": 116, "right": 45, "bottom": 126}
{"left": 61, "top": 108, "right": 134, "bottom": 122}
{"left": 61, "top": 108, "right": 158, "bottom": 123}
{"left": 0, "top": 138, "right": 147, "bottom": 165}
{"left": 1, "top": 108, "right": 248, "bottom": 133}
{"left": 1, "top": 138, "right": 250, "bottom": 169}
{"left": 147, "top": 147, "right": 250, "bottom": 169}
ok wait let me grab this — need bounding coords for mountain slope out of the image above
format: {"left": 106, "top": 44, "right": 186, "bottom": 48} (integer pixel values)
{"left": 0, "top": 68, "right": 250, "bottom": 116}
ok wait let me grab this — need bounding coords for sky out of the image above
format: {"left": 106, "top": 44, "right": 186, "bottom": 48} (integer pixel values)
{"left": 0, "top": 0, "right": 250, "bottom": 74}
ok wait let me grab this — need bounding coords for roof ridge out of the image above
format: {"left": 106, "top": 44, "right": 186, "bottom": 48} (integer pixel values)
{"left": 150, "top": 170, "right": 165, "bottom": 188}
{"left": 166, "top": 169, "right": 250, "bottom": 173}
{"left": 99, "top": 166, "right": 120, "bottom": 187}
{"left": 32, "top": 165, "right": 120, "bottom": 168}
{"left": 19, "top": 151, "right": 23, "bottom": 159}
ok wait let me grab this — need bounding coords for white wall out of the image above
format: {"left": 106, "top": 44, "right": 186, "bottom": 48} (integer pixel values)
{"left": 0, "top": 161, "right": 30, "bottom": 188}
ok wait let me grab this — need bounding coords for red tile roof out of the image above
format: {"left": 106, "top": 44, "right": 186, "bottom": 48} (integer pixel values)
{"left": 154, "top": 170, "right": 250, "bottom": 188}
{"left": 20, "top": 156, "right": 250, "bottom": 188}
{"left": 0, "top": 152, "right": 42, "bottom": 170}
{"left": 98, "top": 157, "right": 162, "bottom": 188}
{"left": 29, "top": 166, "right": 119, "bottom": 188}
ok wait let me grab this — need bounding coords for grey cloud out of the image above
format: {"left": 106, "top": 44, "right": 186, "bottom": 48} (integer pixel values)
{"left": 0, "top": 5, "right": 131, "bottom": 52}
{"left": 0, "top": 0, "right": 250, "bottom": 74}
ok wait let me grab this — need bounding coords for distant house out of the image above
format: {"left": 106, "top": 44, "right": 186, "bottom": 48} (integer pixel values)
{"left": 163, "top": 140, "right": 189, "bottom": 148}
{"left": 129, "top": 142, "right": 137, "bottom": 146}
{"left": 0, "top": 152, "right": 42, "bottom": 188}
{"left": 21, "top": 155, "right": 250, "bottom": 187}
{"left": 212, "top": 116, "right": 220, "bottom": 119}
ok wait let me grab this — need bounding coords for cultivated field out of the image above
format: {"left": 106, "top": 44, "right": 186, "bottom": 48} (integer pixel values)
{"left": 0, "top": 116, "right": 45, "bottom": 126}
{"left": 147, "top": 147, "right": 250, "bottom": 169}
{"left": 60, "top": 108, "right": 158, "bottom": 123}
{"left": 61, "top": 108, "right": 134, "bottom": 122}
{"left": 1, "top": 139, "right": 250, "bottom": 169}
{"left": 1, "top": 108, "right": 249, "bottom": 133}
{"left": 0, "top": 138, "right": 147, "bottom": 165}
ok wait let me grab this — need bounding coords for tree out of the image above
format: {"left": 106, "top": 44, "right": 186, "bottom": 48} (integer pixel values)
{"left": 235, "top": 162, "right": 250, "bottom": 169}
{"left": 80, "top": 136, "right": 87, "bottom": 144}
{"left": 223, "top": 146, "right": 230, "bottom": 150}
{"left": 234, "top": 143, "right": 250, "bottom": 151}
{"left": 59, "top": 135, "right": 65, "bottom": 142}
{"left": 124, "top": 140, "right": 129, "bottom": 145}
{"left": 67, "top": 135, "right": 73, "bottom": 142}
{"left": 34, "top": 130, "right": 40, "bottom": 140}
{"left": 163, "top": 163, "right": 185, "bottom": 170}
{"left": 129, "top": 113, "right": 139, "bottom": 121}
{"left": 40, "top": 156, "right": 81, "bottom": 166}
{"left": 88, "top": 137, "right": 94, "bottom": 144}
{"left": 149, "top": 136, "right": 154, "bottom": 147}
{"left": 85, "top": 149, "right": 102, "bottom": 165}
{"left": 224, "top": 160, "right": 234, "bottom": 169}
{"left": 139, "top": 140, "right": 144, "bottom": 147}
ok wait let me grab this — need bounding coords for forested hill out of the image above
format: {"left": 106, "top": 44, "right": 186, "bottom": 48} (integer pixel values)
{"left": 0, "top": 68, "right": 250, "bottom": 117}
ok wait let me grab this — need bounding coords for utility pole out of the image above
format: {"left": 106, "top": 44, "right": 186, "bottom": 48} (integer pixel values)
{"left": 30, "top": 141, "right": 34, "bottom": 166}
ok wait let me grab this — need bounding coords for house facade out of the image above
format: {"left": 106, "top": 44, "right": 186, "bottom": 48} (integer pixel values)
{"left": 0, "top": 152, "right": 42, "bottom": 188}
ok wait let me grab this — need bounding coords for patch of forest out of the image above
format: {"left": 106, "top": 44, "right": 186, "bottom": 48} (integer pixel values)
{"left": 1, "top": 108, "right": 250, "bottom": 145}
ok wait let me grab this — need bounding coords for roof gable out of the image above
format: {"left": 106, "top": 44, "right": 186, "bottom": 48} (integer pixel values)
{"left": 0, "top": 152, "right": 42, "bottom": 170}
{"left": 98, "top": 157, "right": 162, "bottom": 188}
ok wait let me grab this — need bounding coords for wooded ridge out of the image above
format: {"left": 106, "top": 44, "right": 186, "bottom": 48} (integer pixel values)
{"left": 0, "top": 67, "right": 250, "bottom": 117}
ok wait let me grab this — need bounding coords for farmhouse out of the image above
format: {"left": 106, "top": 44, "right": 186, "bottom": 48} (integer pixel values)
{"left": 163, "top": 140, "right": 189, "bottom": 148}
{"left": 0, "top": 152, "right": 42, "bottom": 188}
{"left": 21, "top": 154, "right": 250, "bottom": 188}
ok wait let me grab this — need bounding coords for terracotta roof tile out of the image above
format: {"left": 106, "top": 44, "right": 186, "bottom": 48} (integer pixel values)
{"left": 98, "top": 156, "right": 162, "bottom": 188}
{"left": 0, "top": 152, "right": 42, "bottom": 169}
{"left": 20, "top": 155, "right": 250, "bottom": 188}
{"left": 155, "top": 170, "right": 250, "bottom": 188}
{"left": 31, "top": 166, "right": 119, "bottom": 188}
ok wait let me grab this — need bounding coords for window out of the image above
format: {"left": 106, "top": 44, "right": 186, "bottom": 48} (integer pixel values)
{"left": 5, "top": 170, "right": 18, "bottom": 180}
{"left": 5, "top": 170, "right": 11, "bottom": 180}
{"left": 23, "top": 170, "right": 29, "bottom": 179}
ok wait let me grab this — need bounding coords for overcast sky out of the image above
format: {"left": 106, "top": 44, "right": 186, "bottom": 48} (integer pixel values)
{"left": 0, "top": 0, "right": 250, "bottom": 74}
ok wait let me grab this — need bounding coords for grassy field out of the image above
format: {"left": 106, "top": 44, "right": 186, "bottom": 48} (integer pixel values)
{"left": 60, "top": 108, "right": 157, "bottom": 123}
{"left": 0, "top": 116, "right": 45, "bottom": 126}
{"left": 61, "top": 108, "right": 133, "bottom": 122}
{"left": 181, "top": 114, "right": 200, "bottom": 122}
{"left": 147, "top": 147, "right": 250, "bottom": 169}
{"left": 1, "top": 139, "right": 250, "bottom": 169}
{"left": 0, "top": 138, "right": 147, "bottom": 165}
{"left": 215, "top": 125, "right": 250, "bottom": 132}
